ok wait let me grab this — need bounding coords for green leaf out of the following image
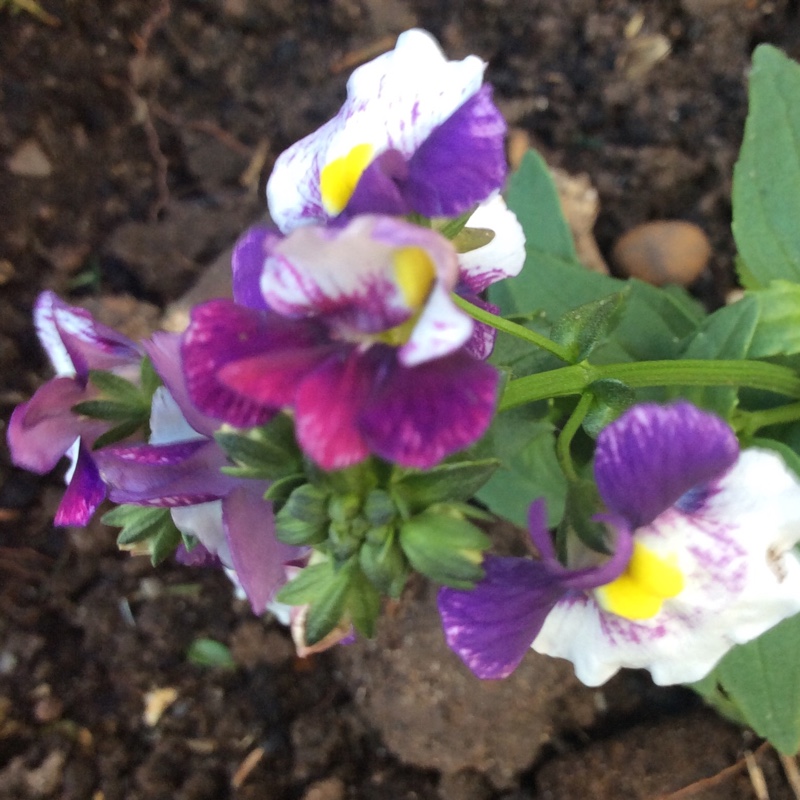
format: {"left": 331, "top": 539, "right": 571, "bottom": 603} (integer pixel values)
{"left": 346, "top": 566, "right": 382, "bottom": 638}
{"left": 732, "top": 45, "right": 800, "bottom": 287}
{"left": 88, "top": 369, "right": 143, "bottom": 402}
{"left": 92, "top": 418, "right": 147, "bottom": 450}
{"left": 551, "top": 289, "right": 629, "bottom": 363}
{"left": 451, "top": 227, "right": 495, "bottom": 254}
{"left": 712, "top": 612, "right": 800, "bottom": 754}
{"left": 677, "top": 295, "right": 759, "bottom": 416}
{"left": 399, "top": 511, "right": 490, "bottom": 588}
{"left": 103, "top": 504, "right": 171, "bottom": 545}
{"left": 435, "top": 206, "right": 478, "bottom": 240}
{"left": 140, "top": 356, "right": 162, "bottom": 399}
{"left": 359, "top": 531, "right": 409, "bottom": 597}
{"left": 275, "top": 561, "right": 334, "bottom": 605}
{"left": 477, "top": 416, "right": 567, "bottom": 528}
{"left": 748, "top": 282, "right": 800, "bottom": 358}
{"left": 274, "top": 484, "right": 330, "bottom": 546}
{"left": 581, "top": 379, "right": 635, "bottom": 439}
{"left": 392, "top": 458, "right": 500, "bottom": 512}
{"left": 149, "top": 522, "right": 182, "bottom": 565}
{"left": 303, "top": 562, "right": 353, "bottom": 645}
{"left": 187, "top": 638, "right": 236, "bottom": 669}
{"left": 73, "top": 399, "right": 146, "bottom": 422}
{"left": 215, "top": 415, "right": 302, "bottom": 480}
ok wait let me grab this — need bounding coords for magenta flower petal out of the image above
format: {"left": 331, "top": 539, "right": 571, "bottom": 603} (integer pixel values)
{"left": 405, "top": 85, "right": 507, "bottom": 217}
{"left": 54, "top": 443, "right": 106, "bottom": 526}
{"left": 360, "top": 350, "right": 498, "bottom": 468}
{"left": 7, "top": 377, "right": 104, "bottom": 474}
{"left": 294, "top": 351, "right": 379, "bottom": 470}
{"left": 222, "top": 484, "right": 301, "bottom": 614}
{"left": 181, "top": 300, "right": 323, "bottom": 427}
{"left": 232, "top": 226, "right": 279, "bottom": 311}
{"left": 96, "top": 440, "right": 238, "bottom": 507}
{"left": 595, "top": 402, "right": 739, "bottom": 528}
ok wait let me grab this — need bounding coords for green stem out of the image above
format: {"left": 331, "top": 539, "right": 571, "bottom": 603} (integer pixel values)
{"left": 453, "top": 296, "right": 573, "bottom": 363}
{"left": 500, "top": 359, "right": 800, "bottom": 411}
{"left": 734, "top": 401, "right": 800, "bottom": 436}
{"left": 556, "top": 393, "right": 594, "bottom": 482}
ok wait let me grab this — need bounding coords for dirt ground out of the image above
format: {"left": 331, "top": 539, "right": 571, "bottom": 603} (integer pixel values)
{"left": 2, "top": 1, "right": 800, "bottom": 798}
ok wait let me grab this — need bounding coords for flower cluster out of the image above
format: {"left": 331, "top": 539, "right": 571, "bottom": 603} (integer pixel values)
{"left": 8, "top": 29, "right": 800, "bottom": 728}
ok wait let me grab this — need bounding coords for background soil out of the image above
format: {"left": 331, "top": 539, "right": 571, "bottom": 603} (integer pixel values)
{"left": 2, "top": 1, "right": 800, "bottom": 798}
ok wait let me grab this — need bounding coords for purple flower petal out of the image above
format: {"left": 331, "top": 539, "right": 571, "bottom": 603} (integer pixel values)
{"left": 595, "top": 402, "right": 739, "bottom": 528}
{"left": 54, "top": 443, "right": 105, "bottom": 526}
{"left": 360, "top": 349, "right": 498, "bottom": 468}
{"left": 182, "top": 300, "right": 324, "bottom": 427}
{"left": 96, "top": 440, "right": 238, "bottom": 506}
{"left": 232, "top": 226, "right": 280, "bottom": 311}
{"left": 457, "top": 293, "right": 498, "bottom": 360}
{"left": 35, "top": 291, "right": 140, "bottom": 380}
{"left": 7, "top": 377, "right": 104, "bottom": 474}
{"left": 176, "top": 541, "right": 221, "bottom": 568}
{"left": 222, "top": 484, "right": 301, "bottom": 614}
{"left": 439, "top": 556, "right": 565, "bottom": 679}
{"left": 340, "top": 149, "right": 409, "bottom": 220}
{"left": 294, "top": 350, "right": 378, "bottom": 469}
{"left": 405, "top": 85, "right": 507, "bottom": 217}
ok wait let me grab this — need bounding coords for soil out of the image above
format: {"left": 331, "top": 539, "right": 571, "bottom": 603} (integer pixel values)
{"left": 2, "top": 1, "right": 800, "bottom": 798}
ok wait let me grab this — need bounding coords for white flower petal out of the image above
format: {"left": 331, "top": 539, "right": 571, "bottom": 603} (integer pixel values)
{"left": 149, "top": 387, "right": 203, "bottom": 445}
{"left": 171, "top": 501, "right": 231, "bottom": 566}
{"left": 34, "top": 293, "right": 75, "bottom": 376}
{"left": 533, "top": 448, "right": 800, "bottom": 686}
{"left": 458, "top": 194, "right": 526, "bottom": 292}
{"left": 267, "top": 29, "right": 486, "bottom": 232}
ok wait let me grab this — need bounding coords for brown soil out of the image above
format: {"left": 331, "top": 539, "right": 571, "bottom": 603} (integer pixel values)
{"left": 2, "top": 1, "right": 800, "bottom": 798}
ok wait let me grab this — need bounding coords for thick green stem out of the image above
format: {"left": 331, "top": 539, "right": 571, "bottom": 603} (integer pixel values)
{"left": 453, "top": 296, "right": 573, "bottom": 363}
{"left": 734, "top": 401, "right": 800, "bottom": 437}
{"left": 500, "top": 359, "right": 800, "bottom": 411}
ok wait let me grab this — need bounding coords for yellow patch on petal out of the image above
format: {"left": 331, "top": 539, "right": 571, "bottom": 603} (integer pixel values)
{"left": 595, "top": 541, "right": 684, "bottom": 621}
{"left": 320, "top": 144, "right": 374, "bottom": 215}
{"left": 393, "top": 246, "right": 436, "bottom": 309}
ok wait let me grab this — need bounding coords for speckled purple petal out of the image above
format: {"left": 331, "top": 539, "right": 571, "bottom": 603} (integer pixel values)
{"left": 96, "top": 440, "right": 238, "bottom": 506}
{"left": 7, "top": 377, "right": 105, "bottom": 474}
{"left": 439, "top": 555, "right": 565, "bottom": 679}
{"left": 294, "top": 350, "right": 378, "bottom": 470}
{"left": 359, "top": 348, "right": 498, "bottom": 468}
{"left": 223, "top": 484, "right": 302, "bottom": 614}
{"left": 595, "top": 402, "right": 740, "bottom": 528}
{"left": 457, "top": 292, "right": 498, "bottom": 360}
{"left": 232, "top": 226, "right": 281, "bottom": 311}
{"left": 54, "top": 443, "right": 105, "bottom": 526}
{"left": 405, "top": 85, "right": 507, "bottom": 217}
{"left": 181, "top": 300, "right": 323, "bottom": 427}
{"left": 34, "top": 291, "right": 141, "bottom": 380}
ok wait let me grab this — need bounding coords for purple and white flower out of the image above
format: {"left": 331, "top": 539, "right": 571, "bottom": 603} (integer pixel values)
{"left": 6, "top": 292, "right": 142, "bottom": 526}
{"left": 94, "top": 333, "right": 302, "bottom": 614}
{"left": 439, "top": 402, "right": 800, "bottom": 686}
{"left": 181, "top": 215, "right": 499, "bottom": 471}
{"left": 266, "top": 29, "right": 507, "bottom": 231}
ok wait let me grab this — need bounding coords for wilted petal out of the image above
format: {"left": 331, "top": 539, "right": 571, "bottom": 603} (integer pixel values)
{"left": 34, "top": 291, "right": 140, "bottom": 379}
{"left": 223, "top": 484, "right": 302, "bottom": 614}
{"left": 405, "top": 85, "right": 506, "bottom": 217}
{"left": 7, "top": 377, "right": 103, "bottom": 474}
{"left": 360, "top": 349, "right": 498, "bottom": 468}
{"left": 595, "top": 402, "right": 739, "bottom": 529}
{"left": 54, "top": 442, "right": 105, "bottom": 526}
{"left": 534, "top": 447, "right": 800, "bottom": 686}
{"left": 266, "top": 29, "right": 486, "bottom": 231}
{"left": 457, "top": 194, "right": 526, "bottom": 293}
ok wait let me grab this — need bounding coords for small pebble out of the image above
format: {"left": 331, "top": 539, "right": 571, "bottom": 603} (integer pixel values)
{"left": 612, "top": 220, "right": 711, "bottom": 286}
{"left": 7, "top": 139, "right": 53, "bottom": 178}
{"left": 302, "top": 777, "right": 346, "bottom": 800}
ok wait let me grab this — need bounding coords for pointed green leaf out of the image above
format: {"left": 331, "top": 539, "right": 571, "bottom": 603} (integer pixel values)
{"left": 275, "top": 561, "right": 335, "bottom": 606}
{"left": 392, "top": 458, "right": 500, "bottom": 512}
{"left": 275, "top": 484, "right": 330, "bottom": 546}
{"left": 187, "top": 638, "right": 236, "bottom": 669}
{"left": 103, "top": 504, "right": 170, "bottom": 545}
{"left": 551, "top": 289, "right": 630, "bottom": 363}
{"left": 92, "top": 417, "right": 147, "bottom": 450}
{"left": 732, "top": 45, "right": 800, "bottom": 287}
{"left": 140, "top": 356, "right": 162, "bottom": 399}
{"left": 73, "top": 399, "right": 146, "bottom": 422}
{"left": 748, "top": 282, "right": 800, "bottom": 358}
{"left": 88, "top": 370, "right": 143, "bottom": 402}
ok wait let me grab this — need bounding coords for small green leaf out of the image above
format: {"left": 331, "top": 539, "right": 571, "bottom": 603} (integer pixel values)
{"left": 73, "top": 399, "right": 145, "bottom": 422}
{"left": 346, "top": 566, "right": 382, "bottom": 638}
{"left": 215, "top": 415, "right": 302, "bottom": 480}
{"left": 359, "top": 530, "right": 409, "bottom": 597}
{"left": 435, "top": 206, "right": 478, "bottom": 240}
{"left": 303, "top": 562, "right": 354, "bottom": 645}
{"left": 187, "top": 638, "right": 236, "bottom": 669}
{"left": 399, "top": 511, "right": 490, "bottom": 588}
{"left": 262, "top": 474, "right": 306, "bottom": 507}
{"left": 149, "top": 522, "right": 182, "bottom": 565}
{"left": 582, "top": 380, "right": 635, "bottom": 439}
{"left": 275, "top": 561, "right": 335, "bottom": 606}
{"left": 140, "top": 356, "right": 162, "bottom": 399}
{"left": 451, "top": 227, "right": 495, "bottom": 254}
{"left": 103, "top": 504, "right": 170, "bottom": 545}
{"left": 551, "top": 289, "right": 629, "bottom": 363}
{"left": 92, "top": 418, "right": 147, "bottom": 450}
{"left": 275, "top": 484, "right": 331, "bottom": 546}
{"left": 88, "top": 369, "right": 143, "bottom": 402}
{"left": 748, "top": 282, "right": 800, "bottom": 358}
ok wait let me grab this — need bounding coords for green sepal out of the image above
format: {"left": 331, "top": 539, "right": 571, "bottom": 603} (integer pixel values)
{"left": 435, "top": 206, "right": 478, "bottom": 240}
{"left": 359, "top": 529, "right": 409, "bottom": 597}
{"left": 391, "top": 458, "right": 500, "bottom": 514}
{"left": 215, "top": 414, "right": 302, "bottom": 481}
{"left": 451, "top": 227, "right": 495, "bottom": 254}
{"left": 92, "top": 417, "right": 148, "bottom": 450}
{"left": 399, "top": 510, "right": 490, "bottom": 588}
{"left": 550, "top": 289, "right": 629, "bottom": 364}
{"left": 73, "top": 399, "right": 146, "bottom": 422}
{"left": 274, "top": 484, "right": 331, "bottom": 546}
{"left": 581, "top": 379, "right": 635, "bottom": 439}
{"left": 88, "top": 369, "right": 144, "bottom": 402}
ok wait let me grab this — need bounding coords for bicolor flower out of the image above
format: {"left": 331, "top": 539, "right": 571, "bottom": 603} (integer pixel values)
{"left": 94, "top": 333, "right": 302, "bottom": 613}
{"left": 182, "top": 215, "right": 499, "bottom": 471}
{"left": 7, "top": 292, "right": 141, "bottom": 526}
{"left": 439, "top": 402, "right": 800, "bottom": 686}
{"left": 266, "top": 29, "right": 507, "bottom": 231}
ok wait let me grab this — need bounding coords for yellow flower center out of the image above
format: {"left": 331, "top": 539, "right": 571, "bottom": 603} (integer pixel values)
{"left": 320, "top": 144, "right": 374, "bottom": 215}
{"left": 376, "top": 246, "right": 437, "bottom": 347}
{"left": 594, "top": 540, "right": 684, "bottom": 620}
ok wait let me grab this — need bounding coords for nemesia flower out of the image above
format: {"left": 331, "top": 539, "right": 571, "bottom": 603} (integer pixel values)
{"left": 7, "top": 292, "right": 141, "bottom": 526}
{"left": 439, "top": 402, "right": 800, "bottom": 686}
{"left": 266, "top": 29, "right": 507, "bottom": 231}
{"left": 94, "top": 333, "right": 302, "bottom": 613}
{"left": 181, "top": 215, "right": 499, "bottom": 471}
